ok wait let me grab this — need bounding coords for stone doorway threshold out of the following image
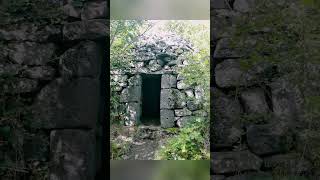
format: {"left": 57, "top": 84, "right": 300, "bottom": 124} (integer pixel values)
{"left": 124, "top": 125, "right": 174, "bottom": 160}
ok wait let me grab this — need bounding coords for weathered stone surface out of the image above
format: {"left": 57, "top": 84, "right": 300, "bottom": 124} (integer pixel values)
{"left": 215, "top": 59, "right": 254, "bottom": 87}
{"left": 214, "top": 38, "right": 242, "bottom": 58}
{"left": 111, "top": 74, "right": 128, "bottom": 88}
{"left": 211, "top": 88, "right": 243, "bottom": 148}
{"left": 192, "top": 110, "right": 208, "bottom": 117}
{"left": 297, "top": 130, "right": 320, "bottom": 163}
{"left": 2, "top": 78, "right": 38, "bottom": 93}
{"left": 234, "top": 0, "right": 256, "bottom": 13}
{"left": 60, "top": 41, "right": 102, "bottom": 78}
{"left": 63, "top": 19, "right": 108, "bottom": 41}
{"left": 174, "top": 108, "right": 192, "bottom": 117}
{"left": 176, "top": 116, "right": 197, "bottom": 127}
{"left": 0, "top": 24, "right": 60, "bottom": 42}
{"left": 211, "top": 151, "right": 262, "bottom": 174}
{"left": 161, "top": 74, "right": 177, "bottom": 88}
{"left": 247, "top": 123, "right": 293, "bottom": 155}
{"left": 21, "top": 66, "right": 55, "bottom": 80}
{"left": 128, "top": 75, "right": 142, "bottom": 86}
{"left": 211, "top": 175, "right": 225, "bottom": 180}
{"left": 240, "top": 88, "right": 269, "bottom": 114}
{"left": 160, "top": 109, "right": 175, "bottom": 128}
{"left": 0, "top": 63, "right": 21, "bottom": 76}
{"left": 7, "top": 42, "right": 56, "bottom": 65}
{"left": 195, "top": 86, "right": 205, "bottom": 100}
{"left": 120, "top": 86, "right": 141, "bottom": 103}
{"left": 126, "top": 102, "right": 141, "bottom": 126}
{"left": 32, "top": 78, "right": 100, "bottom": 129}
{"left": 225, "top": 172, "right": 273, "bottom": 180}
{"left": 211, "top": 0, "right": 229, "bottom": 9}
{"left": 177, "top": 80, "right": 190, "bottom": 89}
{"left": 185, "top": 89, "right": 194, "bottom": 98}
{"left": 270, "top": 76, "right": 303, "bottom": 121}
{"left": 212, "top": 10, "right": 241, "bottom": 40}
{"left": 186, "top": 100, "right": 202, "bottom": 111}
{"left": 160, "top": 89, "right": 175, "bottom": 109}
{"left": 82, "top": 1, "right": 107, "bottom": 20}
{"left": 62, "top": 2, "right": 82, "bottom": 18}
{"left": 263, "top": 153, "right": 313, "bottom": 175}
{"left": 148, "top": 60, "right": 163, "bottom": 71}
{"left": 50, "top": 130, "right": 96, "bottom": 180}
{"left": 174, "top": 90, "right": 186, "bottom": 108}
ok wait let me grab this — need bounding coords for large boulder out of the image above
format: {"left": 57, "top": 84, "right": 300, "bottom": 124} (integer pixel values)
{"left": 32, "top": 78, "right": 100, "bottom": 129}
{"left": 161, "top": 74, "right": 177, "bottom": 89}
{"left": 234, "top": 0, "right": 256, "bottom": 13}
{"left": 63, "top": 19, "right": 108, "bottom": 41}
{"left": 212, "top": 10, "right": 241, "bottom": 40}
{"left": 120, "top": 85, "right": 141, "bottom": 103}
{"left": 270, "top": 76, "right": 303, "bottom": 122}
{"left": 297, "top": 130, "right": 320, "bottom": 164}
{"left": 263, "top": 153, "right": 313, "bottom": 175}
{"left": 82, "top": 1, "right": 108, "bottom": 20}
{"left": 211, "top": 88, "right": 243, "bottom": 148}
{"left": 1, "top": 78, "right": 38, "bottom": 94}
{"left": 50, "top": 130, "right": 96, "bottom": 180}
{"left": 128, "top": 75, "right": 142, "bottom": 86}
{"left": 174, "top": 108, "right": 192, "bottom": 117}
{"left": 7, "top": 42, "right": 56, "bottom": 65}
{"left": 247, "top": 123, "right": 293, "bottom": 155}
{"left": 215, "top": 59, "right": 251, "bottom": 87}
{"left": 60, "top": 41, "right": 102, "bottom": 78}
{"left": 214, "top": 38, "right": 242, "bottom": 59}
{"left": 174, "top": 90, "right": 186, "bottom": 108}
{"left": 211, "top": 151, "right": 262, "bottom": 174}
{"left": 21, "top": 66, "right": 56, "bottom": 80}
{"left": 0, "top": 24, "right": 60, "bottom": 42}
{"left": 240, "top": 88, "right": 270, "bottom": 114}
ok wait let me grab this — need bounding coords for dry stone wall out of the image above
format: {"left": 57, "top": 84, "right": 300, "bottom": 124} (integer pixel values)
{"left": 0, "top": 0, "right": 107, "bottom": 179}
{"left": 111, "top": 33, "right": 207, "bottom": 128}
{"left": 211, "top": 0, "right": 320, "bottom": 179}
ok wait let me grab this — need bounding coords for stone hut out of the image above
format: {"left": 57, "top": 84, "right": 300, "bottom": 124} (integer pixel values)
{"left": 111, "top": 32, "right": 207, "bottom": 128}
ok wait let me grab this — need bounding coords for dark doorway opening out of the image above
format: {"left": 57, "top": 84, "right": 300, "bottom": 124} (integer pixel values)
{"left": 141, "top": 74, "right": 161, "bottom": 126}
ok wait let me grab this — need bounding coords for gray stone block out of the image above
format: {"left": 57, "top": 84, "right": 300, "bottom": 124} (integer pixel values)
{"left": 63, "top": 19, "right": 108, "bottom": 41}
{"left": 161, "top": 74, "right": 177, "bottom": 89}
{"left": 240, "top": 88, "right": 269, "bottom": 114}
{"left": 81, "top": 1, "right": 108, "bottom": 20}
{"left": 160, "top": 109, "right": 175, "bottom": 128}
{"left": 160, "top": 89, "right": 175, "bottom": 109}
{"left": 32, "top": 78, "right": 100, "bottom": 129}
{"left": 7, "top": 42, "right": 56, "bottom": 65}
{"left": 211, "top": 151, "right": 262, "bottom": 174}
{"left": 50, "top": 130, "right": 96, "bottom": 180}
{"left": 60, "top": 41, "right": 102, "bottom": 78}
{"left": 126, "top": 102, "right": 142, "bottom": 125}
{"left": 120, "top": 85, "right": 141, "bottom": 103}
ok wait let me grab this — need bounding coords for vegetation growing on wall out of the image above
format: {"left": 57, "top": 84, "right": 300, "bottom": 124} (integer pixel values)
{"left": 230, "top": 0, "right": 320, "bottom": 172}
{"left": 0, "top": 0, "right": 64, "bottom": 26}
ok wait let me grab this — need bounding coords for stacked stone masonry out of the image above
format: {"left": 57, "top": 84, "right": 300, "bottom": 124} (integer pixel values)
{"left": 111, "top": 33, "right": 207, "bottom": 128}
{"left": 211, "top": 0, "right": 320, "bottom": 179}
{"left": 0, "top": 0, "right": 107, "bottom": 179}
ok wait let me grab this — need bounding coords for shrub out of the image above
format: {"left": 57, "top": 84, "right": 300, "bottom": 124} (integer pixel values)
{"left": 155, "top": 117, "right": 209, "bottom": 160}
